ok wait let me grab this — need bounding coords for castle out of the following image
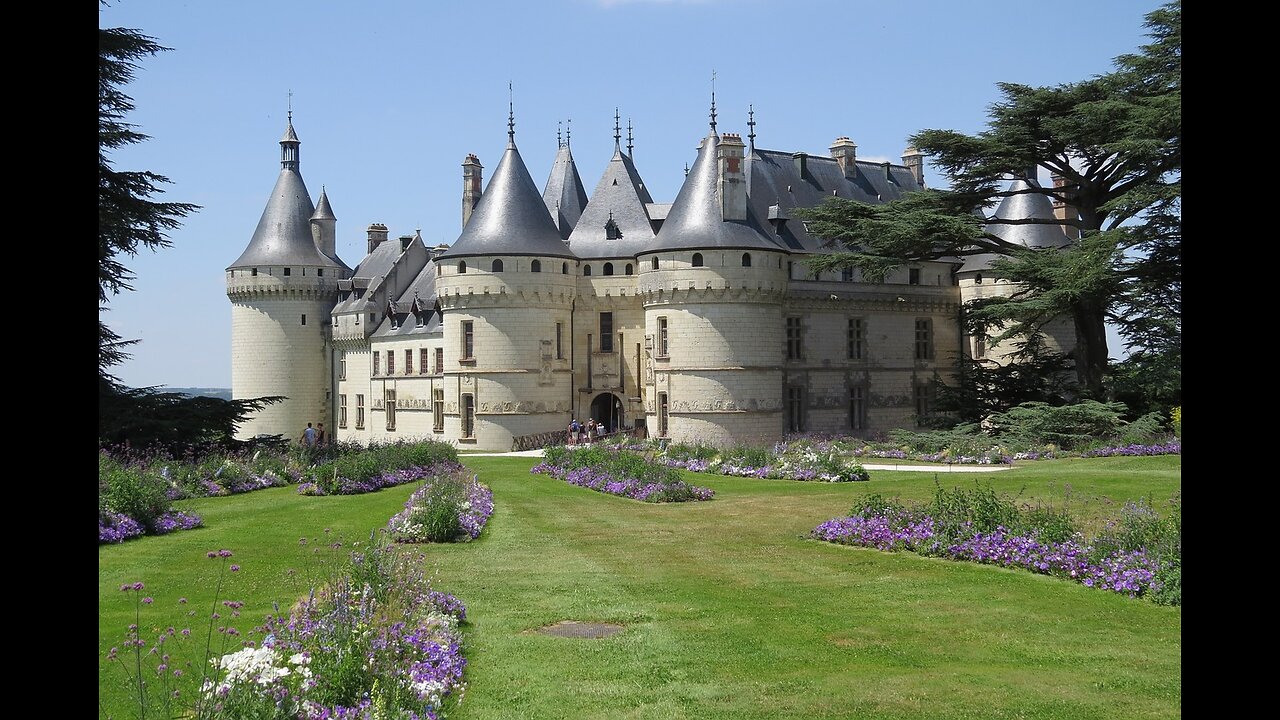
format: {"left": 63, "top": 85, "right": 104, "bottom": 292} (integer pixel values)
{"left": 226, "top": 105, "right": 1077, "bottom": 451}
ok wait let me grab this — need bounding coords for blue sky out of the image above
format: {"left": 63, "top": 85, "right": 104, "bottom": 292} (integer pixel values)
{"left": 100, "top": 0, "right": 1161, "bottom": 389}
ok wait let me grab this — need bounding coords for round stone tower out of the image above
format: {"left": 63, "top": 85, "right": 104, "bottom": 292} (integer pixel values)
{"left": 637, "top": 130, "right": 789, "bottom": 447}
{"left": 434, "top": 115, "right": 579, "bottom": 451}
{"left": 226, "top": 116, "right": 349, "bottom": 440}
{"left": 957, "top": 176, "right": 1077, "bottom": 364}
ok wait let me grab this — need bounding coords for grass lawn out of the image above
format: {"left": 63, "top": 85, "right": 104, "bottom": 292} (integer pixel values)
{"left": 99, "top": 455, "right": 1181, "bottom": 719}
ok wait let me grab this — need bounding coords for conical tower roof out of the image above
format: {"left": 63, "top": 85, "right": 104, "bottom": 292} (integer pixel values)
{"left": 961, "top": 178, "right": 1071, "bottom": 272}
{"left": 228, "top": 120, "right": 340, "bottom": 270}
{"left": 568, "top": 148, "right": 655, "bottom": 259}
{"left": 644, "top": 131, "right": 781, "bottom": 253}
{"left": 542, "top": 144, "right": 589, "bottom": 240}
{"left": 439, "top": 136, "right": 576, "bottom": 260}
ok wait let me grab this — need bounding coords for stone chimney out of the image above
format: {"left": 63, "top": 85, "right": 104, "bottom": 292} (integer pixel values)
{"left": 718, "top": 133, "right": 747, "bottom": 221}
{"left": 366, "top": 223, "right": 389, "bottom": 254}
{"left": 462, "top": 154, "right": 483, "bottom": 228}
{"left": 1052, "top": 173, "right": 1080, "bottom": 240}
{"left": 901, "top": 147, "right": 925, "bottom": 187}
{"left": 829, "top": 137, "right": 857, "bottom": 179}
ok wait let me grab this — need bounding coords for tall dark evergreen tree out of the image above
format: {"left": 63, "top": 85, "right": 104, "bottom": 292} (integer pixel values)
{"left": 99, "top": 22, "right": 197, "bottom": 391}
{"left": 796, "top": 2, "right": 1180, "bottom": 403}
{"left": 99, "top": 15, "right": 281, "bottom": 451}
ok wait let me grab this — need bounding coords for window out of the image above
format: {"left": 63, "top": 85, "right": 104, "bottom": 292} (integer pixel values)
{"left": 458, "top": 261, "right": 467, "bottom": 274}
{"left": 847, "top": 318, "right": 865, "bottom": 360}
{"left": 786, "top": 317, "right": 804, "bottom": 360}
{"left": 339, "top": 352, "right": 346, "bottom": 380}
{"left": 652, "top": 257, "right": 659, "bottom": 270}
{"left": 909, "top": 268, "right": 920, "bottom": 285}
{"left": 625, "top": 264, "right": 633, "bottom": 275}
{"left": 657, "top": 392, "right": 669, "bottom": 437}
{"left": 369, "top": 313, "right": 376, "bottom": 324}
{"left": 692, "top": 253, "right": 704, "bottom": 267}
{"left": 786, "top": 386, "right": 806, "bottom": 433}
{"left": 416, "top": 312, "right": 425, "bottom": 328}
{"left": 599, "top": 313, "right": 614, "bottom": 353}
{"left": 404, "top": 349, "right": 412, "bottom": 375}
{"left": 372, "top": 351, "right": 380, "bottom": 377}
{"left": 556, "top": 322, "right": 563, "bottom": 359}
{"left": 584, "top": 265, "right": 592, "bottom": 276}
{"left": 849, "top": 385, "right": 867, "bottom": 431}
{"left": 531, "top": 259, "right": 541, "bottom": 273}
{"left": 433, "top": 389, "right": 444, "bottom": 432}
{"left": 462, "top": 321, "right": 474, "bottom": 360}
{"left": 604, "top": 262, "right": 614, "bottom": 276}
{"left": 914, "top": 383, "right": 935, "bottom": 425}
{"left": 420, "top": 349, "right": 430, "bottom": 374}
{"left": 435, "top": 347, "right": 444, "bottom": 374}
{"left": 742, "top": 253, "right": 751, "bottom": 267}
{"left": 975, "top": 273, "right": 983, "bottom": 285}
{"left": 252, "top": 268, "right": 258, "bottom": 277}
{"left": 657, "top": 316, "right": 669, "bottom": 357}
{"left": 385, "top": 390, "right": 396, "bottom": 431}
{"left": 915, "top": 318, "right": 934, "bottom": 361}
{"left": 461, "top": 394, "right": 475, "bottom": 438}
{"left": 562, "top": 262, "right": 568, "bottom": 274}
{"left": 283, "top": 268, "right": 291, "bottom": 276}
{"left": 841, "top": 267, "right": 854, "bottom": 282}
{"left": 355, "top": 313, "right": 360, "bottom": 326}
{"left": 387, "top": 350, "right": 395, "bottom": 375}
{"left": 339, "top": 394, "right": 348, "bottom": 428}
{"left": 492, "top": 259, "right": 503, "bottom": 272}
{"left": 317, "top": 269, "right": 324, "bottom": 277}
{"left": 301, "top": 314, "right": 307, "bottom": 325}
{"left": 356, "top": 394, "right": 366, "bottom": 429}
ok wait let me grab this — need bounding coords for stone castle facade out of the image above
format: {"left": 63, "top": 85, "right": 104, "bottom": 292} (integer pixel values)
{"left": 227, "top": 109, "right": 1078, "bottom": 450}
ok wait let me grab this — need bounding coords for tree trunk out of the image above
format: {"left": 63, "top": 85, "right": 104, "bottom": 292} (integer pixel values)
{"left": 1072, "top": 297, "right": 1109, "bottom": 398}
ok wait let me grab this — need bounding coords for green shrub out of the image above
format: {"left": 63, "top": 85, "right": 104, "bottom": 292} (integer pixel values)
{"left": 721, "top": 444, "right": 776, "bottom": 468}
{"left": 851, "top": 493, "right": 907, "bottom": 518}
{"left": 99, "top": 452, "right": 171, "bottom": 530}
{"left": 663, "top": 442, "right": 718, "bottom": 462}
{"left": 928, "top": 481, "right": 1021, "bottom": 539}
{"left": 986, "top": 400, "right": 1129, "bottom": 450}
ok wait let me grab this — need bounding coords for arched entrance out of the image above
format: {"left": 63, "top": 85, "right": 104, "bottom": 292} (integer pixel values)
{"left": 589, "top": 393, "right": 624, "bottom": 433}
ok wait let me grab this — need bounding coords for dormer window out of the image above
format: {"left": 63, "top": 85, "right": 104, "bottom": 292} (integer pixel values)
{"left": 975, "top": 274, "right": 983, "bottom": 285}
{"left": 604, "top": 262, "right": 614, "bottom": 276}
{"left": 605, "top": 216, "right": 622, "bottom": 240}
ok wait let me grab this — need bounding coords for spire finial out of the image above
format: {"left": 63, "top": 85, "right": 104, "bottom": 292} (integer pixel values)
{"left": 709, "top": 69, "right": 717, "bottom": 133}
{"left": 747, "top": 104, "right": 757, "bottom": 153}
{"left": 566, "top": 117, "right": 571, "bottom": 148}
{"left": 557, "top": 121, "right": 562, "bottom": 149}
{"left": 507, "top": 82, "right": 515, "bottom": 143}
{"left": 613, "top": 107, "right": 621, "bottom": 150}
{"left": 627, "top": 118, "right": 634, "bottom": 156}
{"left": 684, "top": 162, "right": 690, "bottom": 177}
{"left": 288, "top": 89, "right": 293, "bottom": 123}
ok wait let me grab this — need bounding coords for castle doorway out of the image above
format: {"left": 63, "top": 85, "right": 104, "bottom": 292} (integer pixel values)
{"left": 590, "top": 393, "right": 624, "bottom": 433}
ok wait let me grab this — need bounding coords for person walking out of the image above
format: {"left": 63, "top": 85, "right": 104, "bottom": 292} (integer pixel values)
{"left": 316, "top": 423, "right": 327, "bottom": 447}
{"left": 300, "top": 422, "right": 318, "bottom": 448}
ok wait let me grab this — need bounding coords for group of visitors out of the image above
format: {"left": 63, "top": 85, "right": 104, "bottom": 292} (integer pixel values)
{"left": 299, "top": 422, "right": 327, "bottom": 448}
{"left": 567, "top": 418, "right": 605, "bottom": 445}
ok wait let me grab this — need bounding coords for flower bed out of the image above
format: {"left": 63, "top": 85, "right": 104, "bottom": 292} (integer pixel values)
{"left": 106, "top": 545, "right": 470, "bottom": 719}
{"left": 299, "top": 460, "right": 468, "bottom": 497}
{"left": 388, "top": 469, "right": 494, "bottom": 542}
{"left": 812, "top": 489, "right": 1180, "bottom": 603}
{"left": 534, "top": 446, "right": 714, "bottom": 502}
{"left": 658, "top": 441, "right": 871, "bottom": 482}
